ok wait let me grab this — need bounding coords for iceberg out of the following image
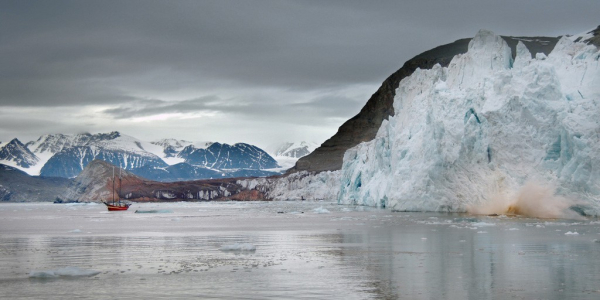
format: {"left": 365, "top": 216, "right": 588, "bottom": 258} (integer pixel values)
{"left": 338, "top": 29, "right": 600, "bottom": 216}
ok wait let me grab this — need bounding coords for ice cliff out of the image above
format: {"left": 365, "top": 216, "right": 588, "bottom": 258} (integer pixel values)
{"left": 338, "top": 30, "right": 600, "bottom": 214}
{"left": 238, "top": 170, "right": 341, "bottom": 201}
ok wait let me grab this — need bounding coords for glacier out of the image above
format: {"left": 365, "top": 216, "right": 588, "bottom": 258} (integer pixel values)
{"left": 238, "top": 170, "right": 341, "bottom": 201}
{"left": 337, "top": 30, "right": 600, "bottom": 215}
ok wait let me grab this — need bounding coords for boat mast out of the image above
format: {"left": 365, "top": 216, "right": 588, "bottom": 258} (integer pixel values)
{"left": 119, "top": 168, "right": 122, "bottom": 205}
{"left": 112, "top": 166, "right": 115, "bottom": 205}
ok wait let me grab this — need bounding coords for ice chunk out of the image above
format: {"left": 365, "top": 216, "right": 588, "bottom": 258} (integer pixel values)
{"left": 69, "top": 229, "right": 81, "bottom": 233}
{"left": 29, "top": 266, "right": 100, "bottom": 278}
{"left": 535, "top": 52, "right": 547, "bottom": 60}
{"left": 564, "top": 231, "right": 579, "bottom": 235}
{"left": 313, "top": 207, "right": 330, "bottom": 214}
{"left": 471, "top": 222, "right": 496, "bottom": 227}
{"left": 220, "top": 243, "right": 257, "bottom": 252}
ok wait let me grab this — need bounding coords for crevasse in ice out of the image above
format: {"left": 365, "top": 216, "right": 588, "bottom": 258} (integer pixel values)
{"left": 338, "top": 30, "right": 600, "bottom": 214}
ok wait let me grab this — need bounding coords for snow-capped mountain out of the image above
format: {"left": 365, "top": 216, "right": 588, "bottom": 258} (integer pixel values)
{"left": 337, "top": 29, "right": 600, "bottom": 215}
{"left": 40, "top": 145, "right": 168, "bottom": 178}
{"left": 0, "top": 139, "right": 39, "bottom": 168}
{"left": 265, "top": 141, "right": 319, "bottom": 171}
{"left": 0, "top": 131, "right": 281, "bottom": 181}
{"left": 150, "top": 138, "right": 194, "bottom": 158}
{"left": 36, "top": 132, "right": 168, "bottom": 178}
{"left": 273, "top": 141, "right": 318, "bottom": 158}
{"left": 178, "top": 142, "right": 280, "bottom": 170}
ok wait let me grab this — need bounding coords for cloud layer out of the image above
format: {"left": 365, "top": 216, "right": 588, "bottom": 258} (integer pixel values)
{"left": 1, "top": 0, "right": 599, "bottom": 147}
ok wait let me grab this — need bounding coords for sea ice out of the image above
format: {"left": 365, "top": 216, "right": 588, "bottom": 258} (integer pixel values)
{"left": 565, "top": 231, "right": 580, "bottom": 235}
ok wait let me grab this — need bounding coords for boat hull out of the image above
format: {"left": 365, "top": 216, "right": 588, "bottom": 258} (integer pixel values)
{"left": 103, "top": 202, "right": 130, "bottom": 211}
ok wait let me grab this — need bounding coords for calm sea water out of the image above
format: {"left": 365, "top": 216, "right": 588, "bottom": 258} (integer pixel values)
{"left": 1, "top": 201, "right": 600, "bottom": 299}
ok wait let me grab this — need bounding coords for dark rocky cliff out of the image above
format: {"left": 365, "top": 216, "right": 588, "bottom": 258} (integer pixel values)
{"left": 63, "top": 160, "right": 268, "bottom": 202}
{"left": 289, "top": 35, "right": 561, "bottom": 173}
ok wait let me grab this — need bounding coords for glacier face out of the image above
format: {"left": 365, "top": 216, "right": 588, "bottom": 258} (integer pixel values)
{"left": 238, "top": 170, "right": 341, "bottom": 201}
{"left": 338, "top": 30, "right": 600, "bottom": 214}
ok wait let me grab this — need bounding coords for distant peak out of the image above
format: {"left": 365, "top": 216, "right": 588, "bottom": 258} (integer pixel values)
{"left": 8, "top": 138, "right": 24, "bottom": 145}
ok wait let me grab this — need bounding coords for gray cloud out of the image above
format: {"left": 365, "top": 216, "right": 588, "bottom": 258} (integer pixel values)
{"left": 1, "top": 0, "right": 599, "bottom": 144}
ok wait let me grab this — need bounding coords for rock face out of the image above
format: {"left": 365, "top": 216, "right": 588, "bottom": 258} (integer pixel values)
{"left": 0, "top": 139, "right": 39, "bottom": 168}
{"left": 0, "top": 164, "right": 71, "bottom": 202}
{"left": 63, "top": 160, "right": 268, "bottom": 202}
{"left": 290, "top": 36, "right": 559, "bottom": 173}
{"left": 338, "top": 29, "right": 600, "bottom": 214}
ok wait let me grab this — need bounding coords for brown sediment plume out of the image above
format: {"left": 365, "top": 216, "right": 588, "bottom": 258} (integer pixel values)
{"left": 468, "top": 181, "right": 582, "bottom": 219}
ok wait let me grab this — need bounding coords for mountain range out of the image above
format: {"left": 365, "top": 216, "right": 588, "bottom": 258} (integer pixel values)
{"left": 0, "top": 131, "right": 315, "bottom": 182}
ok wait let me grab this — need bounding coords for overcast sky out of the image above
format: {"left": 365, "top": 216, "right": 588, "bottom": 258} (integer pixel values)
{"left": 1, "top": 1, "right": 598, "bottom": 149}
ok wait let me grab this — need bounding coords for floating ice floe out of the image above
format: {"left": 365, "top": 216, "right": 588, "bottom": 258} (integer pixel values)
{"left": 220, "top": 243, "right": 257, "bottom": 252}
{"left": 69, "top": 229, "right": 81, "bottom": 233}
{"left": 29, "top": 266, "right": 100, "bottom": 278}
{"left": 313, "top": 207, "right": 330, "bottom": 214}
{"left": 565, "top": 231, "right": 580, "bottom": 235}
{"left": 471, "top": 222, "right": 496, "bottom": 227}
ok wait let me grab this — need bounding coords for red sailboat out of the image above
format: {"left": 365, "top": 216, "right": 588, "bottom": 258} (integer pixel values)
{"left": 103, "top": 167, "right": 130, "bottom": 211}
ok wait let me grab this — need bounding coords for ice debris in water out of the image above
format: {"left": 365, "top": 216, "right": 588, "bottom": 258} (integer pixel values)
{"left": 564, "top": 231, "right": 579, "bottom": 235}
{"left": 471, "top": 222, "right": 496, "bottom": 227}
{"left": 29, "top": 266, "right": 100, "bottom": 278}
{"left": 313, "top": 207, "right": 330, "bottom": 214}
{"left": 220, "top": 243, "right": 257, "bottom": 252}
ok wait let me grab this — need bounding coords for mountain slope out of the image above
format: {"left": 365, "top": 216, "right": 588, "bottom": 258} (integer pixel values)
{"left": 0, "top": 164, "right": 71, "bottom": 202}
{"left": 0, "top": 139, "right": 39, "bottom": 168}
{"left": 178, "top": 142, "right": 279, "bottom": 170}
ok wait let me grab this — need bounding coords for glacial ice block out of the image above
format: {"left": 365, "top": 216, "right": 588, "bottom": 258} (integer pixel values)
{"left": 338, "top": 29, "right": 600, "bottom": 215}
